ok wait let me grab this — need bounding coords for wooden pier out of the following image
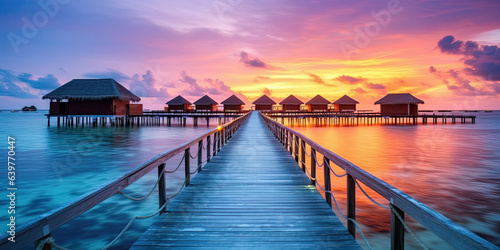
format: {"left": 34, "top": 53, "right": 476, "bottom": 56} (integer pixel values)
{"left": 266, "top": 112, "right": 476, "bottom": 126}
{"left": 1, "top": 111, "right": 497, "bottom": 250}
{"left": 131, "top": 112, "right": 360, "bottom": 249}
{"left": 45, "top": 111, "right": 245, "bottom": 127}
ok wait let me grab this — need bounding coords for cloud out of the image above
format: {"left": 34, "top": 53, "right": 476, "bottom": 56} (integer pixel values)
{"left": 129, "top": 70, "right": 170, "bottom": 97}
{"left": 366, "top": 83, "right": 386, "bottom": 90}
{"left": 351, "top": 87, "right": 367, "bottom": 94}
{"left": 306, "top": 72, "right": 335, "bottom": 87}
{"left": 262, "top": 88, "right": 272, "bottom": 96}
{"left": 253, "top": 76, "right": 270, "bottom": 82}
{"left": 306, "top": 72, "right": 325, "bottom": 84}
{"left": 436, "top": 35, "right": 500, "bottom": 80}
{"left": 429, "top": 66, "right": 499, "bottom": 96}
{"left": 239, "top": 51, "right": 274, "bottom": 69}
{"left": 335, "top": 75, "right": 365, "bottom": 84}
{"left": 437, "top": 35, "right": 463, "bottom": 55}
{"left": 178, "top": 71, "right": 234, "bottom": 96}
{"left": 17, "top": 73, "right": 60, "bottom": 90}
{"left": 203, "top": 78, "right": 232, "bottom": 95}
{"left": 84, "top": 69, "right": 131, "bottom": 81}
{"left": 0, "top": 69, "right": 38, "bottom": 99}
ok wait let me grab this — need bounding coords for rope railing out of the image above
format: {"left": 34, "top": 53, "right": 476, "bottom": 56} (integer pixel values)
{"left": 260, "top": 112, "right": 498, "bottom": 250}
{"left": 353, "top": 179, "right": 390, "bottom": 210}
{"left": 118, "top": 171, "right": 165, "bottom": 201}
{"left": 164, "top": 154, "right": 186, "bottom": 173}
{"left": 315, "top": 181, "right": 373, "bottom": 250}
{"left": 324, "top": 158, "right": 347, "bottom": 178}
{"left": 390, "top": 204, "right": 431, "bottom": 250}
{"left": 4, "top": 112, "right": 251, "bottom": 250}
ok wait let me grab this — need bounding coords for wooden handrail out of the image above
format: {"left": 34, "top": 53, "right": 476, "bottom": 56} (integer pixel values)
{"left": 0, "top": 112, "right": 250, "bottom": 250}
{"left": 260, "top": 112, "right": 498, "bottom": 250}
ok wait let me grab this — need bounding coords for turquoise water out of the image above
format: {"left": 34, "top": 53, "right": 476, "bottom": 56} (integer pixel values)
{"left": 0, "top": 111, "right": 219, "bottom": 249}
{"left": 0, "top": 110, "right": 498, "bottom": 249}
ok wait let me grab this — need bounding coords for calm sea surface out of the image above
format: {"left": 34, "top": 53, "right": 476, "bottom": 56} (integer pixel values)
{"left": 0, "top": 110, "right": 499, "bottom": 249}
{"left": 0, "top": 111, "right": 219, "bottom": 249}
{"left": 278, "top": 111, "right": 500, "bottom": 249}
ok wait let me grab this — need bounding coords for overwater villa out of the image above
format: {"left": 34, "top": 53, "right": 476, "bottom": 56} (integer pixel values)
{"left": 306, "top": 94, "right": 330, "bottom": 112}
{"left": 221, "top": 95, "right": 245, "bottom": 112}
{"left": 252, "top": 95, "right": 276, "bottom": 112}
{"left": 42, "top": 78, "right": 142, "bottom": 116}
{"left": 332, "top": 95, "right": 359, "bottom": 112}
{"left": 166, "top": 95, "right": 192, "bottom": 112}
{"left": 193, "top": 95, "right": 218, "bottom": 112}
{"left": 375, "top": 93, "right": 424, "bottom": 116}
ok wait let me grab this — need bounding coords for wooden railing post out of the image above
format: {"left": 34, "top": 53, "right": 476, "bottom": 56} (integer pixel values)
{"left": 311, "top": 148, "right": 316, "bottom": 185}
{"left": 300, "top": 140, "right": 306, "bottom": 172}
{"left": 294, "top": 135, "right": 299, "bottom": 162}
{"left": 207, "top": 135, "right": 211, "bottom": 162}
{"left": 282, "top": 128, "right": 285, "bottom": 145}
{"left": 197, "top": 141, "right": 202, "bottom": 172}
{"left": 218, "top": 131, "right": 222, "bottom": 151}
{"left": 158, "top": 163, "right": 166, "bottom": 214}
{"left": 222, "top": 127, "right": 226, "bottom": 145}
{"left": 287, "top": 132, "right": 291, "bottom": 154}
{"left": 184, "top": 149, "right": 190, "bottom": 186}
{"left": 391, "top": 205, "right": 405, "bottom": 250}
{"left": 213, "top": 132, "right": 217, "bottom": 156}
{"left": 323, "top": 157, "right": 332, "bottom": 207}
{"left": 347, "top": 174, "right": 356, "bottom": 237}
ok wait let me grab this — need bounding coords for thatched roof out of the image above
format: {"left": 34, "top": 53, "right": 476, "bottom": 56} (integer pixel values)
{"left": 333, "top": 95, "right": 359, "bottom": 104}
{"left": 252, "top": 95, "right": 276, "bottom": 105}
{"left": 166, "top": 95, "right": 192, "bottom": 105}
{"left": 306, "top": 94, "right": 330, "bottom": 105}
{"left": 280, "top": 95, "right": 303, "bottom": 105}
{"left": 42, "top": 79, "right": 141, "bottom": 102}
{"left": 221, "top": 95, "right": 245, "bottom": 105}
{"left": 193, "top": 95, "right": 218, "bottom": 105}
{"left": 375, "top": 93, "right": 424, "bottom": 105}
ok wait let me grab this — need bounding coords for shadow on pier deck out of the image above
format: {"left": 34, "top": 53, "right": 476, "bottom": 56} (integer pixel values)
{"left": 131, "top": 112, "right": 360, "bottom": 249}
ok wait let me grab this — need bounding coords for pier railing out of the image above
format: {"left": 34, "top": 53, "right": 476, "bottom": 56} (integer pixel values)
{"left": 0, "top": 112, "right": 250, "bottom": 250}
{"left": 261, "top": 112, "right": 497, "bottom": 249}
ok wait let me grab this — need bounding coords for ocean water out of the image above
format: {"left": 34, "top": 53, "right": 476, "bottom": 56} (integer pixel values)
{"left": 1, "top": 110, "right": 498, "bottom": 249}
{"left": 277, "top": 111, "right": 500, "bottom": 249}
{"left": 0, "top": 110, "right": 221, "bottom": 249}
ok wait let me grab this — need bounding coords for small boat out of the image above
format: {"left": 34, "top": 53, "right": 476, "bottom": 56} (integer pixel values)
{"left": 22, "top": 105, "right": 37, "bottom": 111}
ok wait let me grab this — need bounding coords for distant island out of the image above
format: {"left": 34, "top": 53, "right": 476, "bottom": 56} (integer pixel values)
{"left": 22, "top": 105, "right": 37, "bottom": 111}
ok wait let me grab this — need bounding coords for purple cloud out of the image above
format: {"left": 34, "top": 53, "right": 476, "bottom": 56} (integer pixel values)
{"left": 129, "top": 70, "right": 170, "bottom": 97}
{"left": 437, "top": 35, "right": 500, "bottom": 80}
{"left": 239, "top": 51, "right": 274, "bottom": 69}
{"left": 429, "top": 66, "right": 499, "bottom": 96}
{"left": 335, "top": 75, "right": 365, "bottom": 84}
{"left": 179, "top": 71, "right": 234, "bottom": 96}
{"left": 366, "top": 82, "right": 386, "bottom": 90}
{"left": 17, "top": 73, "right": 60, "bottom": 90}
{"left": 0, "top": 69, "right": 38, "bottom": 99}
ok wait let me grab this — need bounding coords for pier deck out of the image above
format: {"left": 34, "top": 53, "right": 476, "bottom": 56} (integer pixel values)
{"left": 131, "top": 112, "right": 360, "bottom": 249}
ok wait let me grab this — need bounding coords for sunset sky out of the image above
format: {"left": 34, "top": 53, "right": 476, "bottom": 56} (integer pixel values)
{"left": 1, "top": 0, "right": 500, "bottom": 110}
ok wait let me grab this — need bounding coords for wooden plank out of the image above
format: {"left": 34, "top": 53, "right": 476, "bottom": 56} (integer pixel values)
{"left": 132, "top": 112, "right": 360, "bottom": 249}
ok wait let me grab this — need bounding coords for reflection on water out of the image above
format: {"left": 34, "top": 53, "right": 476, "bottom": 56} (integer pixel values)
{"left": 277, "top": 111, "right": 500, "bottom": 249}
{"left": 0, "top": 111, "right": 219, "bottom": 249}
